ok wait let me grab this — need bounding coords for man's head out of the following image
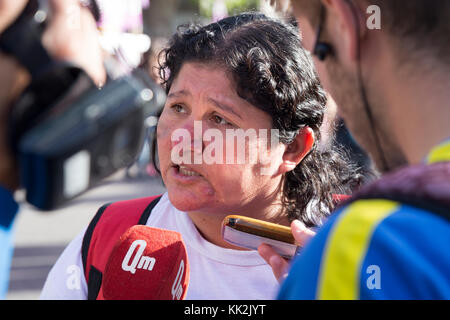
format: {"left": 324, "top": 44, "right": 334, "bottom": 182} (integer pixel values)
{"left": 289, "top": 0, "right": 450, "bottom": 172}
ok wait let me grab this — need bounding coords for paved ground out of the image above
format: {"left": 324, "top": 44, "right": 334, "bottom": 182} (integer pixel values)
{"left": 6, "top": 169, "right": 166, "bottom": 300}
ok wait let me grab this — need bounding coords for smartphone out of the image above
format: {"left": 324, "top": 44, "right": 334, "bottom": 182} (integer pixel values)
{"left": 221, "top": 215, "right": 300, "bottom": 259}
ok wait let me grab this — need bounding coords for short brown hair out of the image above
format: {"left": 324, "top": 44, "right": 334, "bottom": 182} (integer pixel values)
{"left": 368, "top": 0, "right": 450, "bottom": 63}
{"left": 291, "top": 0, "right": 450, "bottom": 64}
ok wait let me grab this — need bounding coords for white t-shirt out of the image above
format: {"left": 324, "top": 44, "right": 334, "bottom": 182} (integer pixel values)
{"left": 40, "top": 193, "right": 280, "bottom": 300}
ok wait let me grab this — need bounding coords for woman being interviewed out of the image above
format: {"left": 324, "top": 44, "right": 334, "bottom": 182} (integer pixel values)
{"left": 41, "top": 13, "right": 360, "bottom": 300}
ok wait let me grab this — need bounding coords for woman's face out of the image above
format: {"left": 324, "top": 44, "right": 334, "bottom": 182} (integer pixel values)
{"left": 157, "top": 62, "right": 287, "bottom": 215}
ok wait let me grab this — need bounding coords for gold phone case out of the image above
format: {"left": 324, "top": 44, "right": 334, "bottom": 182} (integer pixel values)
{"left": 222, "top": 215, "right": 298, "bottom": 259}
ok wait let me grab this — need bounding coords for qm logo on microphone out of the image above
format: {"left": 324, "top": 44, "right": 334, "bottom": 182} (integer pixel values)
{"left": 171, "top": 259, "right": 185, "bottom": 300}
{"left": 122, "top": 239, "right": 156, "bottom": 273}
{"left": 120, "top": 238, "right": 187, "bottom": 300}
{"left": 105, "top": 226, "right": 190, "bottom": 300}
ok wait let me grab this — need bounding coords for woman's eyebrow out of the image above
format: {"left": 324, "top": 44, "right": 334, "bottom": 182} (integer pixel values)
{"left": 167, "top": 89, "right": 243, "bottom": 120}
{"left": 167, "top": 89, "right": 191, "bottom": 99}
{"left": 208, "top": 98, "right": 243, "bottom": 120}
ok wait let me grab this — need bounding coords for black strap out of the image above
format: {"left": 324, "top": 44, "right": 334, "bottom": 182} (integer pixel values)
{"left": 87, "top": 266, "right": 103, "bottom": 301}
{"left": 138, "top": 195, "right": 162, "bottom": 225}
{"left": 81, "top": 203, "right": 111, "bottom": 276}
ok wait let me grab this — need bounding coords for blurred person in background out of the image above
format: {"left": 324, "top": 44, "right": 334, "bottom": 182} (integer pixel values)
{"left": 134, "top": 36, "right": 169, "bottom": 178}
{"left": 0, "top": 0, "right": 106, "bottom": 299}
{"left": 260, "top": 0, "right": 450, "bottom": 299}
{"left": 94, "top": 0, "right": 168, "bottom": 179}
{"left": 96, "top": 0, "right": 151, "bottom": 78}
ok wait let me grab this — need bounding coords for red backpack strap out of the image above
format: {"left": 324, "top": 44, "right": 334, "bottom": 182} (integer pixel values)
{"left": 81, "top": 194, "right": 162, "bottom": 300}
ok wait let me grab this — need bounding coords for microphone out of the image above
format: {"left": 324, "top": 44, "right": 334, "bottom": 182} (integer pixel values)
{"left": 102, "top": 225, "right": 190, "bottom": 300}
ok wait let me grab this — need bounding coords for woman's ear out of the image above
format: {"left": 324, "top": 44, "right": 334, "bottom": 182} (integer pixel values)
{"left": 280, "top": 127, "right": 315, "bottom": 173}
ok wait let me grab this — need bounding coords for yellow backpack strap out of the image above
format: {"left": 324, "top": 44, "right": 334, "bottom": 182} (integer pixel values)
{"left": 426, "top": 140, "right": 450, "bottom": 164}
{"left": 317, "top": 199, "right": 400, "bottom": 300}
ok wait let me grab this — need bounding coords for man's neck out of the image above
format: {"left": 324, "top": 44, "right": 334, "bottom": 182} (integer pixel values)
{"left": 381, "top": 56, "right": 450, "bottom": 165}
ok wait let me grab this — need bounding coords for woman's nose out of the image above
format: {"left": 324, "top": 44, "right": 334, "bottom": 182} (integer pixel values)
{"left": 171, "top": 119, "right": 205, "bottom": 155}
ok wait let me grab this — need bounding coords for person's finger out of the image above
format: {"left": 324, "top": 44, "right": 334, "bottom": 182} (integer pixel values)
{"left": 291, "top": 219, "right": 316, "bottom": 247}
{"left": 0, "top": 0, "right": 28, "bottom": 33}
{"left": 43, "top": 0, "right": 106, "bottom": 86}
{"left": 258, "top": 243, "right": 289, "bottom": 282}
{"left": 47, "top": 0, "right": 79, "bottom": 15}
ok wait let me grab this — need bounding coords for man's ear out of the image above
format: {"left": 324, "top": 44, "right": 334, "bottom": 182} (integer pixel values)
{"left": 280, "top": 127, "right": 315, "bottom": 174}
{"left": 322, "top": 0, "right": 367, "bottom": 62}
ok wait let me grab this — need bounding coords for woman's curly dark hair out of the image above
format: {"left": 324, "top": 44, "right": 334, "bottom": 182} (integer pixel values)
{"left": 154, "top": 13, "right": 363, "bottom": 227}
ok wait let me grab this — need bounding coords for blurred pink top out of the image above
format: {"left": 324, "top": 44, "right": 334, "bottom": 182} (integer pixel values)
{"left": 96, "top": 0, "right": 150, "bottom": 33}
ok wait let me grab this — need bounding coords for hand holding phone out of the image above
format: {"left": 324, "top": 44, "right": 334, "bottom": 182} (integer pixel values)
{"left": 222, "top": 215, "right": 300, "bottom": 259}
{"left": 261, "top": 219, "right": 317, "bottom": 282}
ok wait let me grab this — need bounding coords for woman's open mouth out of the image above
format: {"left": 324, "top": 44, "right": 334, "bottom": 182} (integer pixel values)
{"left": 171, "top": 164, "right": 203, "bottom": 181}
{"left": 176, "top": 165, "right": 202, "bottom": 176}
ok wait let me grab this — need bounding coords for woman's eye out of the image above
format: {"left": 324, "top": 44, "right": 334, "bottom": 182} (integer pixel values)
{"left": 212, "top": 115, "right": 231, "bottom": 126}
{"left": 171, "top": 104, "right": 186, "bottom": 114}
